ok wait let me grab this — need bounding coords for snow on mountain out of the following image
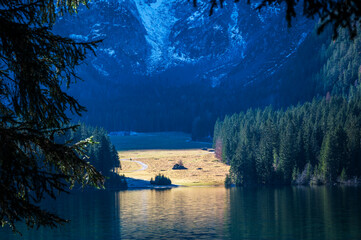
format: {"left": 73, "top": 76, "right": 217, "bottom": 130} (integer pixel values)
{"left": 133, "top": 0, "right": 178, "bottom": 72}
{"left": 51, "top": 0, "right": 318, "bottom": 133}
{"left": 55, "top": 0, "right": 314, "bottom": 86}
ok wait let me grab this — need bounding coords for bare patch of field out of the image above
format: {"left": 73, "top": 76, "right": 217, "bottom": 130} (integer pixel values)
{"left": 116, "top": 149, "right": 229, "bottom": 186}
{"left": 118, "top": 161, "right": 143, "bottom": 172}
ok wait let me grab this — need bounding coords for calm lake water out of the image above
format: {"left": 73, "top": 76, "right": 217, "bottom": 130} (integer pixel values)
{"left": 109, "top": 132, "right": 212, "bottom": 151}
{"left": 2, "top": 186, "right": 361, "bottom": 240}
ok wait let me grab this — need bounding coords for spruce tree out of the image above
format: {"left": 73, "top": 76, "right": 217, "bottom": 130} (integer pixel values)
{"left": 279, "top": 120, "right": 296, "bottom": 182}
{"left": 320, "top": 127, "right": 348, "bottom": 182}
{"left": 0, "top": 0, "right": 103, "bottom": 232}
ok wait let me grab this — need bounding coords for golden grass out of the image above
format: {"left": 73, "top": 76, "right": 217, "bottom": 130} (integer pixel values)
{"left": 116, "top": 149, "right": 230, "bottom": 186}
{"left": 118, "top": 161, "right": 143, "bottom": 172}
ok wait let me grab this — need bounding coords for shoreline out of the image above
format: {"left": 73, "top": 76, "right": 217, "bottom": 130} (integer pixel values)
{"left": 116, "top": 149, "right": 230, "bottom": 187}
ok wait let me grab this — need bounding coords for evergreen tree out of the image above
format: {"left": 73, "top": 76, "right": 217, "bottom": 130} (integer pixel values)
{"left": 256, "top": 136, "right": 274, "bottom": 184}
{"left": 64, "top": 124, "right": 121, "bottom": 175}
{"left": 320, "top": 127, "right": 348, "bottom": 182}
{"left": 215, "top": 85, "right": 361, "bottom": 185}
{"left": 279, "top": 119, "right": 297, "bottom": 183}
{"left": 344, "top": 113, "right": 361, "bottom": 176}
{"left": 0, "top": 0, "right": 103, "bottom": 232}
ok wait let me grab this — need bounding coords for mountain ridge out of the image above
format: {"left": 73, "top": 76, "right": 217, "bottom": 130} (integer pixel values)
{"left": 53, "top": 0, "right": 318, "bottom": 136}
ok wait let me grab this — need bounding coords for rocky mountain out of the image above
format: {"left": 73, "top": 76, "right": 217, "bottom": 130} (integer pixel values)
{"left": 54, "top": 0, "right": 317, "bottom": 135}
{"left": 56, "top": 0, "right": 312, "bottom": 84}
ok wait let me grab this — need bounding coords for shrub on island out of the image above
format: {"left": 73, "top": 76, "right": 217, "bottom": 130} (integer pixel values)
{"left": 172, "top": 160, "right": 187, "bottom": 170}
{"left": 150, "top": 174, "right": 172, "bottom": 185}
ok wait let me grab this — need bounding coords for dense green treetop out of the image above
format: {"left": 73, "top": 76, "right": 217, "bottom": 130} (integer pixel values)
{"left": 214, "top": 85, "right": 361, "bottom": 185}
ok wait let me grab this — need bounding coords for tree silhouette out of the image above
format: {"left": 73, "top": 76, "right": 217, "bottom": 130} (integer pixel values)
{"left": 192, "top": 0, "right": 361, "bottom": 39}
{"left": 0, "top": 0, "right": 103, "bottom": 233}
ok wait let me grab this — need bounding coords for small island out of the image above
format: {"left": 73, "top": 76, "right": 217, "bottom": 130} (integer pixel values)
{"left": 172, "top": 160, "right": 188, "bottom": 170}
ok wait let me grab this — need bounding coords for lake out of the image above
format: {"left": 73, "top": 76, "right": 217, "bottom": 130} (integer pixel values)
{"left": 109, "top": 132, "right": 212, "bottom": 151}
{"left": 2, "top": 186, "right": 361, "bottom": 240}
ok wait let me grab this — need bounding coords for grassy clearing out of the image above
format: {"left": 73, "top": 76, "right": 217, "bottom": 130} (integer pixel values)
{"left": 118, "top": 161, "right": 143, "bottom": 172}
{"left": 116, "top": 149, "right": 230, "bottom": 186}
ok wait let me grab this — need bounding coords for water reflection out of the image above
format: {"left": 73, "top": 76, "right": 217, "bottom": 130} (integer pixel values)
{"left": 1, "top": 186, "right": 361, "bottom": 240}
{"left": 228, "top": 186, "right": 361, "bottom": 240}
{"left": 115, "top": 187, "right": 229, "bottom": 239}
